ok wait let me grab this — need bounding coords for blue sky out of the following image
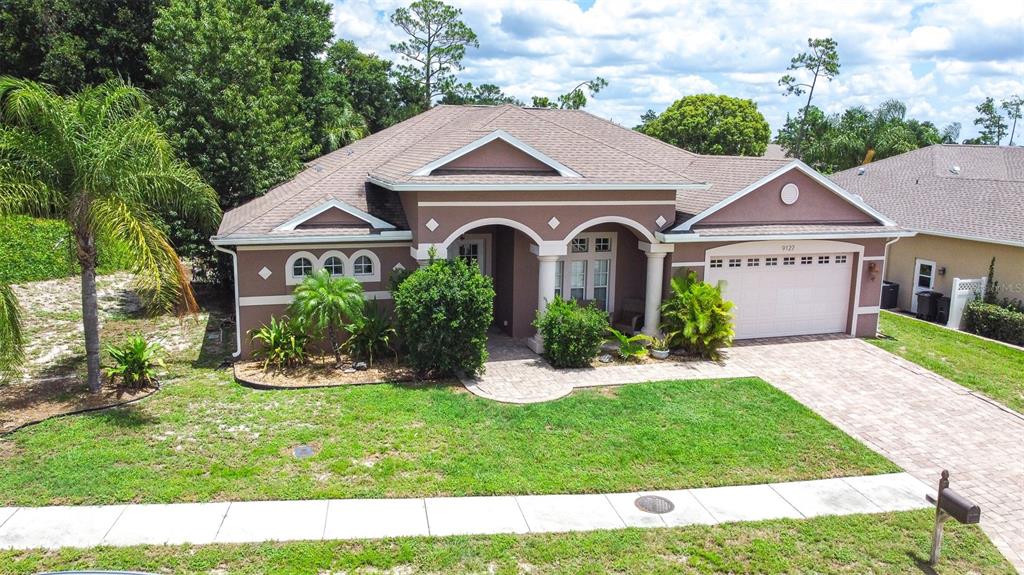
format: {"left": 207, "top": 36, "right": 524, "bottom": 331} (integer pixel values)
{"left": 331, "top": 0, "right": 1024, "bottom": 140}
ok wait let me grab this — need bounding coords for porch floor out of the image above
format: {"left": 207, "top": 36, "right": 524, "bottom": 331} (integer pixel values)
{"left": 462, "top": 332, "right": 752, "bottom": 404}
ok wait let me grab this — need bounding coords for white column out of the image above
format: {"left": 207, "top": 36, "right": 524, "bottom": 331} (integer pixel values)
{"left": 643, "top": 252, "right": 667, "bottom": 336}
{"left": 529, "top": 255, "right": 560, "bottom": 353}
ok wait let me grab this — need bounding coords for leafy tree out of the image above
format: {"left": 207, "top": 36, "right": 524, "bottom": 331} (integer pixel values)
{"left": 148, "top": 0, "right": 312, "bottom": 210}
{"left": 441, "top": 82, "right": 523, "bottom": 106}
{"left": 0, "top": 78, "right": 220, "bottom": 392}
{"left": 289, "top": 270, "right": 364, "bottom": 366}
{"left": 1001, "top": 95, "right": 1023, "bottom": 146}
{"left": 0, "top": 282, "right": 24, "bottom": 382}
{"left": 638, "top": 94, "right": 770, "bottom": 156}
{"left": 0, "top": 0, "right": 162, "bottom": 94}
{"left": 634, "top": 108, "right": 658, "bottom": 130}
{"left": 972, "top": 97, "right": 1008, "bottom": 145}
{"left": 531, "top": 77, "right": 608, "bottom": 110}
{"left": 327, "top": 39, "right": 421, "bottom": 132}
{"left": 779, "top": 37, "right": 841, "bottom": 158}
{"left": 390, "top": 0, "right": 479, "bottom": 109}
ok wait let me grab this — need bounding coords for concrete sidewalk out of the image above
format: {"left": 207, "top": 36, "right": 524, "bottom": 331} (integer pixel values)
{"left": 0, "top": 473, "right": 931, "bottom": 549}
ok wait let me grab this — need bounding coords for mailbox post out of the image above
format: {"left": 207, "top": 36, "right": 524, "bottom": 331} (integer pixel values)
{"left": 927, "top": 470, "right": 981, "bottom": 566}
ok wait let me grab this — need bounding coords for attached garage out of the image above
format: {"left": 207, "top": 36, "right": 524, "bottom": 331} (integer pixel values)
{"left": 703, "top": 241, "right": 858, "bottom": 339}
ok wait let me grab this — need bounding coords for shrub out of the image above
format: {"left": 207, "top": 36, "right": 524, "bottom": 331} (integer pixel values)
{"left": 606, "top": 327, "right": 652, "bottom": 361}
{"left": 533, "top": 297, "right": 609, "bottom": 368}
{"left": 249, "top": 316, "right": 310, "bottom": 370}
{"left": 289, "top": 270, "right": 364, "bottom": 366}
{"left": 963, "top": 299, "right": 1024, "bottom": 346}
{"left": 343, "top": 300, "right": 397, "bottom": 366}
{"left": 104, "top": 335, "right": 165, "bottom": 389}
{"left": 660, "top": 270, "right": 734, "bottom": 360}
{"left": 393, "top": 257, "right": 495, "bottom": 377}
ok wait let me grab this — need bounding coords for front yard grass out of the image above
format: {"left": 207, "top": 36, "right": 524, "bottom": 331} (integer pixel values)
{"left": 871, "top": 310, "right": 1024, "bottom": 412}
{"left": 0, "top": 510, "right": 1013, "bottom": 574}
{"left": 0, "top": 370, "right": 896, "bottom": 506}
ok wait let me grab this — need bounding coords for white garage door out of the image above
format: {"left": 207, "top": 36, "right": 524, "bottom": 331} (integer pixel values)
{"left": 705, "top": 252, "right": 854, "bottom": 339}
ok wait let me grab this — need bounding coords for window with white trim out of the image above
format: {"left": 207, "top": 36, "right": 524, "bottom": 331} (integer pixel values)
{"left": 558, "top": 232, "right": 616, "bottom": 313}
{"left": 818, "top": 255, "right": 830, "bottom": 264}
{"left": 353, "top": 255, "right": 373, "bottom": 276}
{"left": 594, "top": 237, "right": 612, "bottom": 252}
{"left": 747, "top": 258, "right": 760, "bottom": 267}
{"left": 593, "top": 259, "right": 610, "bottom": 310}
{"left": 292, "top": 257, "right": 313, "bottom": 278}
{"left": 571, "top": 238, "right": 588, "bottom": 253}
{"left": 728, "top": 258, "right": 742, "bottom": 268}
{"left": 554, "top": 261, "right": 563, "bottom": 298}
{"left": 569, "top": 260, "right": 587, "bottom": 301}
{"left": 801, "top": 256, "right": 813, "bottom": 265}
{"left": 783, "top": 256, "right": 795, "bottom": 265}
{"left": 323, "top": 256, "right": 345, "bottom": 276}
{"left": 710, "top": 259, "right": 723, "bottom": 268}
{"left": 835, "top": 255, "right": 848, "bottom": 263}
{"left": 765, "top": 257, "right": 778, "bottom": 266}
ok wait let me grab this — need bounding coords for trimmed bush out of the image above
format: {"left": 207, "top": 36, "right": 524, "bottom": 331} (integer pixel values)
{"left": 963, "top": 300, "right": 1024, "bottom": 346}
{"left": 533, "top": 297, "right": 609, "bottom": 368}
{"left": 660, "top": 270, "right": 734, "bottom": 360}
{"left": 393, "top": 257, "right": 494, "bottom": 377}
{"left": 0, "top": 215, "right": 131, "bottom": 284}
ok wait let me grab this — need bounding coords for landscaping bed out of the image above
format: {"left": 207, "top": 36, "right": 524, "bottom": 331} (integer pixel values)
{"left": 0, "top": 510, "right": 1012, "bottom": 574}
{"left": 234, "top": 355, "right": 417, "bottom": 388}
{"left": 870, "top": 310, "right": 1024, "bottom": 413}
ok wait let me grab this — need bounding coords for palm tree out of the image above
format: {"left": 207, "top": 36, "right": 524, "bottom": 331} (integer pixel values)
{"left": 0, "top": 282, "right": 24, "bottom": 381}
{"left": 0, "top": 77, "right": 220, "bottom": 392}
{"left": 321, "top": 103, "right": 368, "bottom": 152}
{"left": 289, "top": 270, "right": 364, "bottom": 366}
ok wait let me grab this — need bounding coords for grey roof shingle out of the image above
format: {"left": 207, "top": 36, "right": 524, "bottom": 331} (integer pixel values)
{"left": 831, "top": 145, "right": 1024, "bottom": 245}
{"left": 215, "top": 105, "right": 815, "bottom": 241}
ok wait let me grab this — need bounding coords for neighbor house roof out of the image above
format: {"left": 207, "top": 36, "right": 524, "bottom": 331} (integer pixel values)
{"left": 214, "top": 104, "right": 874, "bottom": 243}
{"left": 831, "top": 145, "right": 1024, "bottom": 247}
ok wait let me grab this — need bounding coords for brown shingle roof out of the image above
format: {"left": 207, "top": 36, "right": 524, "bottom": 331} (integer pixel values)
{"left": 215, "top": 105, "right": 825, "bottom": 242}
{"left": 830, "top": 145, "right": 1024, "bottom": 246}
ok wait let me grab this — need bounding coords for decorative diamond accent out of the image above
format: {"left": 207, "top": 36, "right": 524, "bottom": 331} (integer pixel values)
{"left": 656, "top": 215, "right": 667, "bottom": 227}
{"left": 258, "top": 266, "right": 272, "bottom": 280}
{"left": 425, "top": 218, "right": 439, "bottom": 231}
{"left": 393, "top": 263, "right": 406, "bottom": 271}
{"left": 548, "top": 217, "right": 560, "bottom": 229}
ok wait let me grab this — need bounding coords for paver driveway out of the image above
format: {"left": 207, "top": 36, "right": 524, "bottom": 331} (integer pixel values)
{"left": 730, "top": 337, "right": 1024, "bottom": 571}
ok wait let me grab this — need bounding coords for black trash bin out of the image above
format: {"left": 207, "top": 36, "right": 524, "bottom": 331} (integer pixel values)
{"left": 936, "top": 295, "right": 951, "bottom": 324}
{"left": 917, "top": 291, "right": 941, "bottom": 321}
{"left": 881, "top": 281, "right": 899, "bottom": 310}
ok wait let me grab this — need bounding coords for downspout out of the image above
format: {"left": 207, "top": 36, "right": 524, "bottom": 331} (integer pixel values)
{"left": 214, "top": 243, "right": 242, "bottom": 358}
{"left": 880, "top": 235, "right": 903, "bottom": 313}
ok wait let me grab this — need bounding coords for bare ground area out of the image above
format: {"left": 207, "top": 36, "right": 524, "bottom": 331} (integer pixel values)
{"left": 234, "top": 355, "right": 417, "bottom": 388}
{"left": 1, "top": 273, "right": 230, "bottom": 433}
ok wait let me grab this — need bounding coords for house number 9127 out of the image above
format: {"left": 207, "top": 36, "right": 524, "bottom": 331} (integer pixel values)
{"left": 781, "top": 244, "right": 795, "bottom": 251}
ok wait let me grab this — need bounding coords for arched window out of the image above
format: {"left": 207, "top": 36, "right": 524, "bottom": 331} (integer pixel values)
{"left": 324, "top": 256, "right": 345, "bottom": 276}
{"left": 353, "top": 255, "right": 373, "bottom": 276}
{"left": 292, "top": 257, "right": 313, "bottom": 278}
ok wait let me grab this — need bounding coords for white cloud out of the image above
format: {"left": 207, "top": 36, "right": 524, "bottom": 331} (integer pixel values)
{"left": 331, "top": 0, "right": 1024, "bottom": 138}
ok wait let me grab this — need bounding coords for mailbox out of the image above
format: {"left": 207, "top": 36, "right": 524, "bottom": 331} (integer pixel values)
{"left": 927, "top": 470, "right": 982, "bottom": 566}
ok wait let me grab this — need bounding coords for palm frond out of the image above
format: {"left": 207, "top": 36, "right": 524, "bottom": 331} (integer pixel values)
{"left": 0, "top": 282, "right": 24, "bottom": 381}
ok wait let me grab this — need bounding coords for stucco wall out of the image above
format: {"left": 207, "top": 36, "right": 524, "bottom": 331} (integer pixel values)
{"left": 697, "top": 170, "right": 877, "bottom": 226}
{"left": 885, "top": 234, "right": 1024, "bottom": 310}
{"left": 442, "top": 139, "right": 555, "bottom": 172}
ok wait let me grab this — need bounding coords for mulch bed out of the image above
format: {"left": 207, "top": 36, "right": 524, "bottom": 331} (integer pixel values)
{"left": 234, "top": 356, "right": 418, "bottom": 389}
{"left": 0, "top": 378, "right": 157, "bottom": 435}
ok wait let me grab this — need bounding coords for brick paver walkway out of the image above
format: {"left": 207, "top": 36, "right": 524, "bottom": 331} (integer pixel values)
{"left": 463, "top": 334, "right": 752, "bottom": 403}
{"left": 730, "top": 338, "right": 1024, "bottom": 571}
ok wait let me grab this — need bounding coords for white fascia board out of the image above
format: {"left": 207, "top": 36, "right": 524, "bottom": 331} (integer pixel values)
{"left": 274, "top": 198, "right": 396, "bottom": 231}
{"left": 368, "top": 174, "right": 709, "bottom": 192}
{"left": 410, "top": 129, "right": 582, "bottom": 178}
{"left": 912, "top": 229, "right": 1024, "bottom": 248}
{"left": 656, "top": 230, "right": 916, "bottom": 243}
{"left": 672, "top": 160, "right": 898, "bottom": 232}
{"left": 210, "top": 230, "right": 413, "bottom": 247}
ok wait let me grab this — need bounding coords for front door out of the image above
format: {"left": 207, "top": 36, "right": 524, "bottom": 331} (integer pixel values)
{"left": 452, "top": 238, "right": 486, "bottom": 275}
{"left": 911, "top": 258, "right": 936, "bottom": 313}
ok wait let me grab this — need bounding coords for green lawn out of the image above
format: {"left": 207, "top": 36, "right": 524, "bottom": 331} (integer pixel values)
{"left": 0, "top": 367, "right": 896, "bottom": 506}
{"left": 870, "top": 310, "right": 1024, "bottom": 412}
{"left": 0, "top": 510, "right": 1012, "bottom": 574}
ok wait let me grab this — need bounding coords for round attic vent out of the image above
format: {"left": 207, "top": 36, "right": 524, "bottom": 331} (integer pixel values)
{"left": 780, "top": 183, "right": 800, "bottom": 205}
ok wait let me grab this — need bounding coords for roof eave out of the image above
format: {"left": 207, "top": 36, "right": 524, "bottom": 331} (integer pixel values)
{"left": 368, "top": 174, "right": 710, "bottom": 192}
{"left": 210, "top": 230, "right": 413, "bottom": 247}
{"left": 656, "top": 229, "right": 916, "bottom": 243}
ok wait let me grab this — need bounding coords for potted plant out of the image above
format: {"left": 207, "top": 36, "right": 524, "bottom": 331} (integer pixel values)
{"left": 649, "top": 336, "right": 671, "bottom": 360}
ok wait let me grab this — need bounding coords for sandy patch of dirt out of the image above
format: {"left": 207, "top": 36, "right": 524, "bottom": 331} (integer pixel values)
{"left": 234, "top": 356, "right": 416, "bottom": 388}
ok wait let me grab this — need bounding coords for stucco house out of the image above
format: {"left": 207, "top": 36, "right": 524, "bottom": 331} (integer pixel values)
{"left": 212, "top": 105, "right": 909, "bottom": 358}
{"left": 832, "top": 145, "right": 1024, "bottom": 315}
